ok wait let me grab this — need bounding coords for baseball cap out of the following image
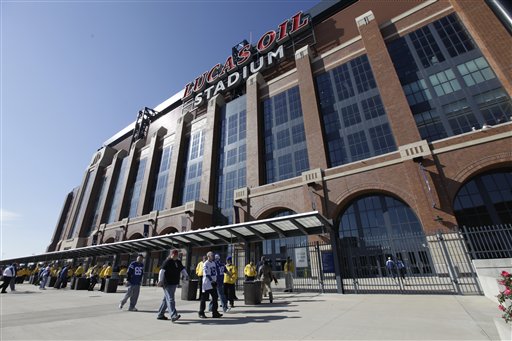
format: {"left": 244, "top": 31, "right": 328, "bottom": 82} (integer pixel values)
{"left": 171, "top": 249, "right": 179, "bottom": 255}
{"left": 214, "top": 254, "right": 220, "bottom": 260}
{"left": 226, "top": 256, "right": 232, "bottom": 261}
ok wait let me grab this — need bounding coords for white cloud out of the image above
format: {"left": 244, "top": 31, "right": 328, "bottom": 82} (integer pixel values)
{"left": 0, "top": 209, "right": 21, "bottom": 223}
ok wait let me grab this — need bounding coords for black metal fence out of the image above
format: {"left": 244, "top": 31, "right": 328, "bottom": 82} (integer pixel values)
{"left": 459, "top": 224, "right": 512, "bottom": 259}
{"left": 339, "top": 231, "right": 482, "bottom": 295}
{"left": 231, "top": 224, "right": 512, "bottom": 295}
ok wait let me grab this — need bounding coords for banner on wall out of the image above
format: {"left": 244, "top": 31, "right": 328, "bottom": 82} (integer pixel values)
{"left": 295, "top": 247, "right": 308, "bottom": 267}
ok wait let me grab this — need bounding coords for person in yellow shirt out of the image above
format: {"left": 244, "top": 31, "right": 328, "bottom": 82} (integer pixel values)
{"left": 87, "top": 265, "right": 100, "bottom": 291}
{"left": 152, "top": 264, "right": 160, "bottom": 286}
{"left": 284, "top": 256, "right": 295, "bottom": 292}
{"left": 224, "top": 256, "right": 238, "bottom": 309}
{"left": 195, "top": 255, "right": 206, "bottom": 298}
{"left": 74, "top": 263, "right": 84, "bottom": 278}
{"left": 99, "top": 263, "right": 112, "bottom": 292}
{"left": 244, "top": 260, "right": 257, "bottom": 281}
{"left": 119, "top": 265, "right": 128, "bottom": 284}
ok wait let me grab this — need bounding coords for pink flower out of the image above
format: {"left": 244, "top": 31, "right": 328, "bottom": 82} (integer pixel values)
{"left": 499, "top": 305, "right": 506, "bottom": 311}
{"left": 501, "top": 271, "right": 510, "bottom": 277}
{"left": 505, "top": 288, "right": 512, "bottom": 296}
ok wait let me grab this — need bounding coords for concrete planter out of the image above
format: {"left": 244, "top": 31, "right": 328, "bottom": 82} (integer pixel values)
{"left": 494, "top": 318, "right": 512, "bottom": 341}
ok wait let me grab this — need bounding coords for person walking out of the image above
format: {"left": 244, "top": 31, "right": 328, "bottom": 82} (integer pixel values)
{"left": 284, "top": 256, "right": 295, "bottom": 292}
{"left": 259, "top": 259, "right": 277, "bottom": 303}
{"left": 386, "top": 257, "right": 396, "bottom": 279}
{"left": 1, "top": 263, "right": 17, "bottom": 293}
{"left": 119, "top": 255, "right": 144, "bottom": 311}
{"left": 198, "top": 251, "right": 222, "bottom": 319}
{"left": 210, "top": 254, "right": 229, "bottom": 313}
{"left": 99, "top": 264, "right": 108, "bottom": 292}
{"left": 87, "top": 265, "right": 100, "bottom": 291}
{"left": 58, "top": 264, "right": 69, "bottom": 289}
{"left": 397, "top": 259, "right": 406, "bottom": 280}
{"left": 39, "top": 264, "right": 51, "bottom": 290}
{"left": 156, "top": 249, "right": 189, "bottom": 322}
{"left": 224, "top": 256, "right": 237, "bottom": 309}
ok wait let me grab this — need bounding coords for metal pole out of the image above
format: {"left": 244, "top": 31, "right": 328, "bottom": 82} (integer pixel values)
{"left": 329, "top": 228, "right": 344, "bottom": 294}
{"left": 437, "top": 232, "right": 462, "bottom": 295}
{"left": 315, "top": 242, "right": 325, "bottom": 293}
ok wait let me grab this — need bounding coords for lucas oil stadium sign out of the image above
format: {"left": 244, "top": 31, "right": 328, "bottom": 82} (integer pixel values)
{"left": 182, "top": 12, "right": 311, "bottom": 109}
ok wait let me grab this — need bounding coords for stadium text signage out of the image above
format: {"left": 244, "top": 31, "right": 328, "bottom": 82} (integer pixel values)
{"left": 182, "top": 12, "right": 310, "bottom": 108}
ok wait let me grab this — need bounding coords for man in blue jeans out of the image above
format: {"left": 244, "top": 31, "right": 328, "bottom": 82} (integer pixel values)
{"left": 157, "top": 249, "right": 189, "bottom": 322}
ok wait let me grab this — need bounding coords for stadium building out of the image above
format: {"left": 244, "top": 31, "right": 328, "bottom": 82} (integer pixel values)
{"left": 9, "top": 0, "right": 512, "bottom": 293}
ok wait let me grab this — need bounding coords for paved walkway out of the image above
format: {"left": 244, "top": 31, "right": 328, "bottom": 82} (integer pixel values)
{"left": 0, "top": 283, "right": 507, "bottom": 340}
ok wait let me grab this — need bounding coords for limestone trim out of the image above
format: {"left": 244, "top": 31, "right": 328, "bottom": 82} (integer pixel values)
{"left": 313, "top": 36, "right": 363, "bottom": 63}
{"left": 399, "top": 140, "right": 432, "bottom": 161}
{"left": 452, "top": 151, "right": 512, "bottom": 185}
{"left": 432, "top": 130, "right": 512, "bottom": 155}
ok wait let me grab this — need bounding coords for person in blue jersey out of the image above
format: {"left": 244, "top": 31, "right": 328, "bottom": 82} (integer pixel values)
{"left": 209, "top": 254, "right": 230, "bottom": 313}
{"left": 156, "top": 249, "right": 189, "bottom": 322}
{"left": 57, "top": 263, "right": 69, "bottom": 289}
{"left": 119, "top": 254, "right": 145, "bottom": 311}
{"left": 198, "top": 251, "right": 222, "bottom": 319}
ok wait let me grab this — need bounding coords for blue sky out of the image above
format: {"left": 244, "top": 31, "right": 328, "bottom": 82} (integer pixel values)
{"left": 1, "top": 0, "right": 321, "bottom": 260}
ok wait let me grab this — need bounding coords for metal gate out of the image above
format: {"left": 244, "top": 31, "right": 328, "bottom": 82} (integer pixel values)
{"left": 339, "top": 231, "right": 482, "bottom": 295}
{"left": 232, "top": 230, "right": 485, "bottom": 295}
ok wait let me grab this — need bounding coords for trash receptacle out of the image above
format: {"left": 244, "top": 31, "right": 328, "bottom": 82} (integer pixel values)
{"left": 75, "top": 277, "right": 90, "bottom": 290}
{"left": 181, "top": 279, "right": 198, "bottom": 300}
{"left": 69, "top": 276, "right": 76, "bottom": 289}
{"left": 244, "top": 280, "right": 262, "bottom": 305}
{"left": 104, "top": 278, "right": 118, "bottom": 293}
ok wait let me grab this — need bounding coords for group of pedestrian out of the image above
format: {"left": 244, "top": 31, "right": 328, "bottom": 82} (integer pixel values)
{"left": 385, "top": 256, "right": 407, "bottom": 280}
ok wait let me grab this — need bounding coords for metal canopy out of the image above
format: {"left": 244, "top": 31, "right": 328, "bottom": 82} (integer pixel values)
{"left": 0, "top": 211, "right": 332, "bottom": 265}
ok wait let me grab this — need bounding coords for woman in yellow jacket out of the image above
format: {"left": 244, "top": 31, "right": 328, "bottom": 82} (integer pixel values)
{"left": 195, "top": 255, "right": 206, "bottom": 298}
{"left": 224, "top": 256, "right": 237, "bottom": 309}
{"left": 244, "top": 260, "right": 257, "bottom": 281}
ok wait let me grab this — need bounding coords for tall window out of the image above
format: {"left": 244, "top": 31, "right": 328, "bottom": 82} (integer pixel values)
{"left": 263, "top": 86, "right": 309, "bottom": 183}
{"left": 126, "top": 158, "right": 147, "bottom": 218}
{"left": 387, "top": 13, "right": 512, "bottom": 142}
{"left": 454, "top": 169, "right": 512, "bottom": 227}
{"left": 215, "top": 96, "right": 247, "bottom": 225}
{"left": 180, "top": 130, "right": 204, "bottom": 204}
{"left": 87, "top": 169, "right": 108, "bottom": 235}
{"left": 152, "top": 145, "right": 172, "bottom": 211}
{"left": 105, "top": 157, "right": 128, "bottom": 223}
{"left": 316, "top": 55, "right": 397, "bottom": 168}
{"left": 67, "top": 171, "right": 93, "bottom": 239}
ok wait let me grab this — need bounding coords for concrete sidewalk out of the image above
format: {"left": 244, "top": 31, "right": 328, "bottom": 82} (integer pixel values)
{"left": 0, "top": 283, "right": 506, "bottom": 340}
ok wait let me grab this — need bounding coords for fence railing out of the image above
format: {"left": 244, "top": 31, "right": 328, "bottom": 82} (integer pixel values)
{"left": 459, "top": 224, "right": 512, "bottom": 259}
{"left": 230, "top": 224, "right": 512, "bottom": 295}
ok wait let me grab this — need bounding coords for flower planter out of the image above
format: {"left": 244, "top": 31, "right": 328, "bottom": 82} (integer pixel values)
{"left": 493, "top": 318, "right": 511, "bottom": 341}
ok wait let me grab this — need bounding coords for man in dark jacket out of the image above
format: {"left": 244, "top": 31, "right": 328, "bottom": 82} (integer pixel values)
{"left": 156, "top": 249, "right": 189, "bottom": 322}
{"left": 1, "top": 263, "right": 17, "bottom": 293}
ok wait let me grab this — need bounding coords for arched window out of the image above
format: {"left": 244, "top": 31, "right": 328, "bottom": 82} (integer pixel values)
{"left": 454, "top": 169, "right": 512, "bottom": 227}
{"left": 337, "top": 194, "right": 430, "bottom": 277}
{"left": 339, "top": 194, "right": 423, "bottom": 239}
